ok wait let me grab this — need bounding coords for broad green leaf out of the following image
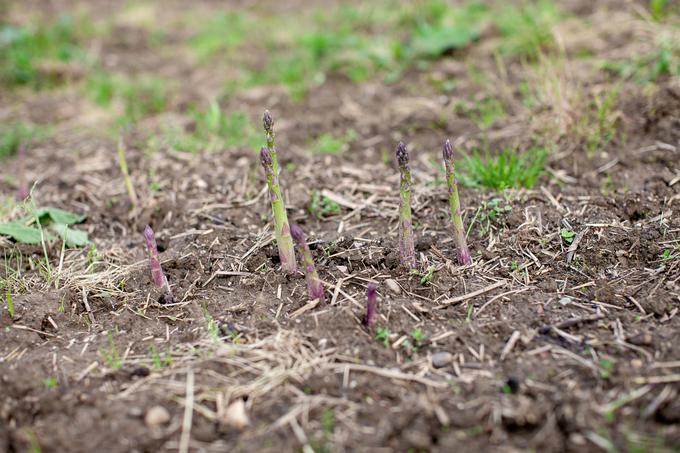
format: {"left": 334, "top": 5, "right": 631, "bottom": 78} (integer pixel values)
{"left": 51, "top": 223, "right": 89, "bottom": 247}
{"left": 409, "top": 25, "right": 479, "bottom": 58}
{"left": 0, "top": 222, "right": 53, "bottom": 244}
{"left": 39, "top": 207, "right": 87, "bottom": 225}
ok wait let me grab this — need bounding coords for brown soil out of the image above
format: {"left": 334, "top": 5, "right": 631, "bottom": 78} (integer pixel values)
{"left": 1, "top": 1, "right": 679, "bottom": 452}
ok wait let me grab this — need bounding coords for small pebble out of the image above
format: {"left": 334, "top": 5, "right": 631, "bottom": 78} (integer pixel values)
{"left": 145, "top": 406, "right": 171, "bottom": 427}
{"left": 385, "top": 279, "right": 401, "bottom": 295}
{"left": 220, "top": 399, "right": 250, "bottom": 430}
{"left": 431, "top": 351, "right": 453, "bottom": 368}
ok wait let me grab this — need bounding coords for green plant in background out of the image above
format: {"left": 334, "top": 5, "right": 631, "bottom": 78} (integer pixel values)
{"left": 172, "top": 104, "right": 260, "bottom": 152}
{"left": 315, "top": 131, "right": 356, "bottom": 155}
{"left": 578, "top": 87, "right": 621, "bottom": 156}
{"left": 0, "top": 123, "right": 44, "bottom": 159}
{"left": 460, "top": 147, "right": 548, "bottom": 190}
{"left": 0, "top": 206, "right": 88, "bottom": 247}
{"left": 44, "top": 377, "right": 58, "bottom": 389}
{"left": 0, "top": 15, "right": 85, "bottom": 87}
{"left": 309, "top": 191, "right": 341, "bottom": 219}
{"left": 650, "top": 0, "right": 673, "bottom": 21}
{"left": 494, "top": 0, "right": 562, "bottom": 59}
{"left": 189, "top": 12, "right": 249, "bottom": 62}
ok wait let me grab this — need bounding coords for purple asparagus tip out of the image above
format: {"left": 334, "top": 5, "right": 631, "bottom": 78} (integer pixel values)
{"left": 365, "top": 282, "right": 378, "bottom": 330}
{"left": 290, "top": 223, "right": 304, "bottom": 243}
{"left": 442, "top": 139, "right": 454, "bottom": 160}
{"left": 263, "top": 110, "right": 274, "bottom": 134}
{"left": 260, "top": 146, "right": 273, "bottom": 168}
{"left": 395, "top": 142, "right": 409, "bottom": 167}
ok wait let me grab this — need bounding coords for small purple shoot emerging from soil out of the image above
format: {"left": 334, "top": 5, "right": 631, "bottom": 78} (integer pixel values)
{"left": 290, "top": 224, "right": 325, "bottom": 303}
{"left": 442, "top": 140, "right": 472, "bottom": 265}
{"left": 364, "top": 282, "right": 378, "bottom": 331}
{"left": 396, "top": 142, "right": 416, "bottom": 269}
{"left": 143, "top": 225, "right": 175, "bottom": 304}
{"left": 15, "top": 144, "right": 29, "bottom": 201}
{"left": 260, "top": 147, "right": 296, "bottom": 273}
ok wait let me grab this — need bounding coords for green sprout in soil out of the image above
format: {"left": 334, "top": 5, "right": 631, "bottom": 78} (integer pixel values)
{"left": 260, "top": 147, "right": 296, "bottom": 274}
{"left": 5, "top": 290, "right": 14, "bottom": 319}
{"left": 443, "top": 139, "right": 472, "bottom": 265}
{"left": 143, "top": 225, "right": 175, "bottom": 304}
{"left": 290, "top": 224, "right": 325, "bottom": 303}
{"left": 43, "top": 377, "right": 58, "bottom": 389}
{"left": 117, "top": 135, "right": 138, "bottom": 208}
{"left": 101, "top": 332, "right": 122, "bottom": 369}
{"left": 560, "top": 228, "right": 576, "bottom": 244}
{"left": 375, "top": 327, "right": 391, "bottom": 348}
{"left": 364, "top": 282, "right": 378, "bottom": 331}
{"left": 396, "top": 142, "right": 416, "bottom": 270}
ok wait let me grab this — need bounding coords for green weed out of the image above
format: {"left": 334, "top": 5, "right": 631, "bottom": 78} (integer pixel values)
{"left": 0, "top": 15, "right": 86, "bottom": 87}
{"left": 468, "top": 197, "right": 512, "bottom": 236}
{"left": 189, "top": 12, "right": 249, "bottom": 62}
{"left": 603, "top": 41, "right": 680, "bottom": 83}
{"left": 0, "top": 123, "right": 43, "bottom": 159}
{"left": 560, "top": 228, "right": 576, "bottom": 244}
{"left": 309, "top": 191, "right": 341, "bottom": 219}
{"left": 375, "top": 327, "right": 392, "bottom": 348}
{"left": 171, "top": 103, "right": 260, "bottom": 152}
{"left": 460, "top": 147, "right": 548, "bottom": 190}
{"left": 43, "top": 377, "right": 58, "bottom": 389}
{"left": 494, "top": 0, "right": 562, "bottom": 59}
{"left": 5, "top": 290, "right": 14, "bottom": 319}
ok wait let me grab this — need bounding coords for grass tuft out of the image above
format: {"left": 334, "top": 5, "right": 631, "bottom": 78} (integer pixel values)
{"left": 460, "top": 147, "right": 548, "bottom": 190}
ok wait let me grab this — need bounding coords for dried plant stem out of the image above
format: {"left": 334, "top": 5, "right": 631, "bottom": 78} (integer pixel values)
{"left": 118, "top": 136, "right": 138, "bottom": 208}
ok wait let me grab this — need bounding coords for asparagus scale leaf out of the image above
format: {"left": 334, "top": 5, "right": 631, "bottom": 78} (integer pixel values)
{"left": 396, "top": 142, "right": 417, "bottom": 269}
{"left": 290, "top": 224, "right": 325, "bottom": 303}
{"left": 442, "top": 140, "right": 472, "bottom": 265}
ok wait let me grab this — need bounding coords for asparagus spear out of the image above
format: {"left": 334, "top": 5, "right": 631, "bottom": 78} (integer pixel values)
{"left": 364, "top": 282, "right": 378, "bottom": 331}
{"left": 260, "top": 147, "right": 296, "bottom": 273}
{"left": 290, "top": 224, "right": 325, "bottom": 303}
{"left": 143, "top": 225, "right": 175, "bottom": 304}
{"left": 263, "top": 110, "right": 279, "bottom": 177}
{"left": 396, "top": 142, "right": 417, "bottom": 269}
{"left": 442, "top": 140, "right": 472, "bottom": 265}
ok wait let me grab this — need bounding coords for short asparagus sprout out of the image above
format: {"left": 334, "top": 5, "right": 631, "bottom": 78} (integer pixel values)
{"left": 290, "top": 224, "right": 325, "bottom": 303}
{"left": 143, "top": 225, "right": 175, "bottom": 304}
{"left": 442, "top": 140, "right": 472, "bottom": 265}
{"left": 364, "top": 282, "right": 378, "bottom": 331}
{"left": 396, "top": 142, "right": 416, "bottom": 269}
{"left": 260, "top": 147, "right": 296, "bottom": 273}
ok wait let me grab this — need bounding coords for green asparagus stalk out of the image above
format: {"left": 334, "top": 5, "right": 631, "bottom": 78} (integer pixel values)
{"left": 396, "top": 142, "right": 416, "bottom": 269}
{"left": 442, "top": 140, "right": 471, "bottom": 265}
{"left": 290, "top": 224, "right": 325, "bottom": 303}
{"left": 260, "top": 147, "right": 296, "bottom": 273}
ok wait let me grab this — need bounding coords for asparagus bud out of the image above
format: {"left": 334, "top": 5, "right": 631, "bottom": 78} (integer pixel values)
{"left": 364, "top": 282, "right": 378, "bottom": 330}
{"left": 260, "top": 147, "right": 296, "bottom": 273}
{"left": 442, "top": 140, "right": 472, "bottom": 265}
{"left": 290, "top": 224, "right": 325, "bottom": 303}
{"left": 143, "top": 225, "right": 175, "bottom": 304}
{"left": 262, "top": 110, "right": 279, "bottom": 176}
{"left": 396, "top": 142, "right": 416, "bottom": 269}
